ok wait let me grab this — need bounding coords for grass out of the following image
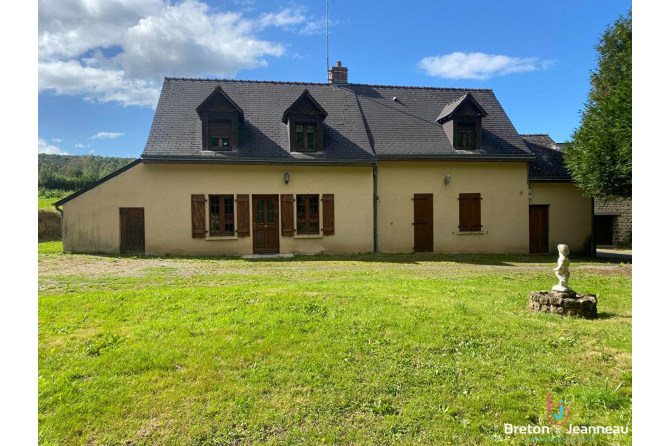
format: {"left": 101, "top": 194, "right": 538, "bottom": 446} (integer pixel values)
{"left": 38, "top": 242, "right": 632, "bottom": 445}
{"left": 38, "top": 190, "right": 69, "bottom": 210}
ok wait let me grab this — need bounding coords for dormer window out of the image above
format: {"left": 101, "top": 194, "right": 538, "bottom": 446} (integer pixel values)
{"left": 435, "top": 93, "right": 488, "bottom": 151}
{"left": 282, "top": 89, "right": 327, "bottom": 153}
{"left": 208, "top": 120, "right": 232, "bottom": 150}
{"left": 196, "top": 85, "right": 244, "bottom": 151}
{"left": 455, "top": 120, "right": 476, "bottom": 149}
{"left": 295, "top": 122, "right": 316, "bottom": 152}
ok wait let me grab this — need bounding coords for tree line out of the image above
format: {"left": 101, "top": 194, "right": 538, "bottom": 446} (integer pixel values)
{"left": 38, "top": 154, "right": 136, "bottom": 191}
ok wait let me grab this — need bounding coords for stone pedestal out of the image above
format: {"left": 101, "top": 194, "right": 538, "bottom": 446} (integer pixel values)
{"left": 529, "top": 290, "right": 598, "bottom": 319}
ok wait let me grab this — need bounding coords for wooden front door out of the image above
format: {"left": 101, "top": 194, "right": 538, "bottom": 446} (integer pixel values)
{"left": 595, "top": 215, "right": 614, "bottom": 246}
{"left": 529, "top": 205, "right": 549, "bottom": 254}
{"left": 120, "top": 208, "right": 145, "bottom": 255}
{"left": 252, "top": 195, "right": 279, "bottom": 254}
{"left": 413, "top": 194, "right": 433, "bottom": 252}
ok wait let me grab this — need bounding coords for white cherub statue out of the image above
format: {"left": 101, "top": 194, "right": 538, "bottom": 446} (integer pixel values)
{"left": 552, "top": 244, "right": 571, "bottom": 292}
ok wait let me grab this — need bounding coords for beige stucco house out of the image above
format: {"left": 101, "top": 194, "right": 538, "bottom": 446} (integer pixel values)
{"left": 55, "top": 63, "right": 592, "bottom": 256}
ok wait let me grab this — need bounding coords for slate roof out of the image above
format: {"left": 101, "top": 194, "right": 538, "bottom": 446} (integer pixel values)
{"left": 142, "top": 77, "right": 535, "bottom": 162}
{"left": 521, "top": 134, "right": 573, "bottom": 180}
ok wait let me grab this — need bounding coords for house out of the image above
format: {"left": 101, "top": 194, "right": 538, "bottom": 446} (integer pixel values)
{"left": 54, "top": 63, "right": 592, "bottom": 256}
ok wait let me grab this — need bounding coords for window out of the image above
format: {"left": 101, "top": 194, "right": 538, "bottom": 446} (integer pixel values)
{"left": 209, "top": 194, "right": 235, "bottom": 235}
{"left": 458, "top": 193, "right": 482, "bottom": 232}
{"left": 295, "top": 123, "right": 316, "bottom": 152}
{"left": 208, "top": 120, "right": 232, "bottom": 150}
{"left": 296, "top": 194, "right": 319, "bottom": 234}
{"left": 455, "top": 122, "right": 476, "bottom": 149}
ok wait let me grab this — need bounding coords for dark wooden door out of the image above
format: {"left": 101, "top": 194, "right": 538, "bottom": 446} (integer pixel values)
{"left": 529, "top": 205, "right": 549, "bottom": 254}
{"left": 595, "top": 215, "right": 614, "bottom": 246}
{"left": 252, "top": 195, "right": 279, "bottom": 254}
{"left": 120, "top": 208, "right": 145, "bottom": 255}
{"left": 413, "top": 194, "right": 433, "bottom": 252}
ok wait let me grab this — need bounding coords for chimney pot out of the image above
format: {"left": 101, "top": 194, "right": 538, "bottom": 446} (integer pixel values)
{"left": 336, "top": 61, "right": 342, "bottom": 67}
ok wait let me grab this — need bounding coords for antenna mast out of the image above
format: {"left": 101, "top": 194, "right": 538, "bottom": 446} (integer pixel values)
{"left": 326, "top": 0, "right": 329, "bottom": 81}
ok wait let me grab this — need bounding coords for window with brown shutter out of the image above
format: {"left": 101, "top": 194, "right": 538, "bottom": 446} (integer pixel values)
{"left": 281, "top": 194, "right": 295, "bottom": 236}
{"left": 296, "top": 194, "right": 319, "bottom": 234}
{"left": 458, "top": 193, "right": 482, "bottom": 232}
{"left": 322, "top": 194, "right": 334, "bottom": 235}
{"left": 209, "top": 194, "right": 234, "bottom": 236}
{"left": 191, "top": 194, "right": 206, "bottom": 238}
{"left": 236, "top": 194, "right": 250, "bottom": 237}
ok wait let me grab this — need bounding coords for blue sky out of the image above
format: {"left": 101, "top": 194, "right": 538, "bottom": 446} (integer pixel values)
{"left": 38, "top": 0, "right": 631, "bottom": 158}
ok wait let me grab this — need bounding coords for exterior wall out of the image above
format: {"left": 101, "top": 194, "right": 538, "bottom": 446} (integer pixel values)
{"left": 595, "top": 196, "right": 632, "bottom": 246}
{"left": 62, "top": 163, "right": 373, "bottom": 255}
{"left": 529, "top": 182, "right": 592, "bottom": 254}
{"left": 376, "top": 161, "right": 530, "bottom": 254}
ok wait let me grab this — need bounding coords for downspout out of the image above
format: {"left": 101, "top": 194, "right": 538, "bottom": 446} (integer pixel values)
{"left": 55, "top": 204, "right": 64, "bottom": 253}
{"left": 373, "top": 164, "right": 379, "bottom": 253}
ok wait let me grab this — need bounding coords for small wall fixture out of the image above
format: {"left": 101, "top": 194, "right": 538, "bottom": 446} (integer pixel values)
{"left": 444, "top": 174, "right": 451, "bottom": 185}
{"left": 284, "top": 172, "right": 291, "bottom": 184}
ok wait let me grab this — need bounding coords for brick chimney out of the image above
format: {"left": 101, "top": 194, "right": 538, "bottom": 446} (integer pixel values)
{"left": 328, "top": 61, "right": 348, "bottom": 84}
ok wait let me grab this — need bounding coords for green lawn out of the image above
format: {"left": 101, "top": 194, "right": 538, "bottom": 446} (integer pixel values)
{"left": 39, "top": 190, "right": 70, "bottom": 210}
{"left": 38, "top": 243, "right": 632, "bottom": 445}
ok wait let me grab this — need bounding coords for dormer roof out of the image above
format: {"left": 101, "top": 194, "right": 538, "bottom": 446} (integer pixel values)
{"left": 435, "top": 92, "right": 488, "bottom": 124}
{"left": 281, "top": 89, "right": 328, "bottom": 123}
{"left": 196, "top": 85, "right": 244, "bottom": 121}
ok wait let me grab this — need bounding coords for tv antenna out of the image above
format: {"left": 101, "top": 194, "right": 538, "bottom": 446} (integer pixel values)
{"left": 326, "top": 0, "right": 330, "bottom": 81}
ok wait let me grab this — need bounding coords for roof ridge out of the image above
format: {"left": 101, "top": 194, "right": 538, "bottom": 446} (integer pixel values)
{"left": 520, "top": 133, "right": 550, "bottom": 137}
{"left": 163, "top": 77, "right": 493, "bottom": 91}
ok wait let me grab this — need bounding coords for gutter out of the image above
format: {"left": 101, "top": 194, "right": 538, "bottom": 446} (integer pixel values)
{"left": 141, "top": 156, "right": 375, "bottom": 166}
{"left": 373, "top": 164, "right": 379, "bottom": 253}
{"left": 375, "top": 154, "right": 535, "bottom": 161}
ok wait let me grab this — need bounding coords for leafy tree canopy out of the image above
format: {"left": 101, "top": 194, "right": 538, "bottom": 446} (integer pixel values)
{"left": 564, "top": 11, "right": 632, "bottom": 198}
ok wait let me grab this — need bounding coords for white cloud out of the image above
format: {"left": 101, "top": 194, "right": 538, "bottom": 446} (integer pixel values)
{"left": 74, "top": 143, "right": 85, "bottom": 148}
{"left": 39, "top": 138, "right": 69, "bottom": 155}
{"left": 257, "top": 7, "right": 306, "bottom": 29}
{"left": 92, "top": 132, "right": 124, "bottom": 139}
{"left": 51, "top": 138, "right": 61, "bottom": 143}
{"left": 418, "top": 52, "right": 554, "bottom": 80}
{"left": 88, "top": 149, "right": 96, "bottom": 154}
{"left": 38, "top": 0, "right": 300, "bottom": 108}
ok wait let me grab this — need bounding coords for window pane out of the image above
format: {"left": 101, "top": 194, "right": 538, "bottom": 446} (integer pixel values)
{"left": 224, "top": 195, "right": 234, "bottom": 234}
{"left": 257, "top": 200, "right": 264, "bottom": 224}
{"left": 306, "top": 125, "right": 315, "bottom": 150}
{"left": 210, "top": 138, "right": 219, "bottom": 148}
{"left": 309, "top": 195, "right": 319, "bottom": 232}
{"left": 296, "top": 195, "right": 306, "bottom": 233}
{"left": 267, "top": 200, "right": 275, "bottom": 224}
{"left": 456, "top": 133, "right": 463, "bottom": 148}
{"left": 210, "top": 195, "right": 221, "bottom": 234}
{"left": 296, "top": 124, "right": 304, "bottom": 149}
{"left": 464, "top": 133, "right": 473, "bottom": 147}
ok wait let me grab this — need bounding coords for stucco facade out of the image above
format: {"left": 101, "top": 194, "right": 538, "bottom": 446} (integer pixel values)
{"left": 377, "top": 161, "right": 530, "bottom": 254}
{"left": 529, "top": 182, "right": 592, "bottom": 254}
{"left": 62, "top": 163, "right": 374, "bottom": 256}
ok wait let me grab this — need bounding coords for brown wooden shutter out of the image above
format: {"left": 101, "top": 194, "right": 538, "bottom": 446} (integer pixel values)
{"left": 322, "top": 194, "right": 334, "bottom": 235}
{"left": 191, "top": 194, "right": 206, "bottom": 238}
{"left": 458, "top": 193, "right": 482, "bottom": 231}
{"left": 281, "top": 194, "right": 295, "bottom": 236}
{"left": 236, "top": 194, "right": 250, "bottom": 237}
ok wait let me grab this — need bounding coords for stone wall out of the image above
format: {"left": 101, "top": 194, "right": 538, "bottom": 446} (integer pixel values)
{"left": 595, "top": 196, "right": 632, "bottom": 246}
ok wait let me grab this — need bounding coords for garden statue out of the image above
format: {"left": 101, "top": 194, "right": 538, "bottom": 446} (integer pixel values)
{"left": 552, "top": 244, "right": 571, "bottom": 292}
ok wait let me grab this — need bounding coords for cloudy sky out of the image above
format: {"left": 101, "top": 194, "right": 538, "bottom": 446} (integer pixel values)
{"left": 38, "top": 0, "right": 631, "bottom": 157}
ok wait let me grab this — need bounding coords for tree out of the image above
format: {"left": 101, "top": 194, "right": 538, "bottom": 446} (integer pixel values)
{"left": 564, "top": 11, "right": 632, "bottom": 198}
